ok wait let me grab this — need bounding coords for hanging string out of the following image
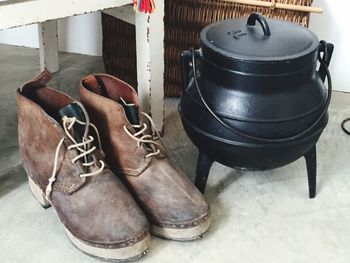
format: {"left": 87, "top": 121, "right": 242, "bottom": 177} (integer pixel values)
{"left": 133, "top": 0, "right": 156, "bottom": 14}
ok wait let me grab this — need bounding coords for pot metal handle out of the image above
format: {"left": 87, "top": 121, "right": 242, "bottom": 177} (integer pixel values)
{"left": 247, "top": 12, "right": 271, "bottom": 36}
{"left": 180, "top": 49, "right": 201, "bottom": 93}
{"left": 190, "top": 48, "right": 332, "bottom": 143}
{"left": 318, "top": 40, "right": 334, "bottom": 83}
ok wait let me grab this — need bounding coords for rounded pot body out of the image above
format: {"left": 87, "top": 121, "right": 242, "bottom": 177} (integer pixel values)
{"left": 179, "top": 14, "right": 334, "bottom": 170}
{"left": 180, "top": 114, "right": 323, "bottom": 170}
{"left": 179, "top": 67, "right": 328, "bottom": 169}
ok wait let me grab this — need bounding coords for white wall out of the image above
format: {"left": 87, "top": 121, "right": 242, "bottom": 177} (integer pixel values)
{"left": 58, "top": 12, "right": 102, "bottom": 56}
{"left": 0, "top": 1, "right": 348, "bottom": 91}
{"left": 309, "top": 0, "right": 350, "bottom": 93}
{"left": 0, "top": 12, "right": 103, "bottom": 56}
{"left": 0, "top": 24, "right": 39, "bottom": 48}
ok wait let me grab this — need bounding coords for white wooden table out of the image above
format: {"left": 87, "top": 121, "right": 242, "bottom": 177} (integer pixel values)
{"left": 0, "top": 0, "right": 165, "bottom": 131}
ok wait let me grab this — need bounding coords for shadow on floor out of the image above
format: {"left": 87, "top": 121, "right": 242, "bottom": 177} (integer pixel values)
{"left": 206, "top": 169, "right": 244, "bottom": 203}
{"left": 0, "top": 165, "right": 26, "bottom": 199}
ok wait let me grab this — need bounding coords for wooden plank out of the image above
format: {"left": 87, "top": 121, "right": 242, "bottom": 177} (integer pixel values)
{"left": 221, "top": 0, "right": 323, "bottom": 13}
{"left": 0, "top": 0, "right": 132, "bottom": 30}
{"left": 38, "top": 20, "right": 59, "bottom": 73}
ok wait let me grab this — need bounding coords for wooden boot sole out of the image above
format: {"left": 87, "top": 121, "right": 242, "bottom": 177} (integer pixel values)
{"left": 27, "top": 176, "right": 150, "bottom": 261}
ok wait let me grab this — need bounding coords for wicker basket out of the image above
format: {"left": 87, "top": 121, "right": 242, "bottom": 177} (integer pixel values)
{"left": 102, "top": 0, "right": 313, "bottom": 97}
{"left": 102, "top": 14, "right": 137, "bottom": 89}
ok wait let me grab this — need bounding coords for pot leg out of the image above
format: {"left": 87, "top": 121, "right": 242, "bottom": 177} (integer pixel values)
{"left": 195, "top": 152, "right": 213, "bottom": 194}
{"left": 304, "top": 146, "right": 317, "bottom": 199}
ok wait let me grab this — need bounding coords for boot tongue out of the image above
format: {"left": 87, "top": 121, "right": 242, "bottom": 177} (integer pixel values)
{"left": 58, "top": 103, "right": 86, "bottom": 142}
{"left": 119, "top": 98, "right": 140, "bottom": 126}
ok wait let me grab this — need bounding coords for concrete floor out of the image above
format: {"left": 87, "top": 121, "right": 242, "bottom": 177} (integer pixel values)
{"left": 1, "top": 44, "right": 350, "bottom": 263}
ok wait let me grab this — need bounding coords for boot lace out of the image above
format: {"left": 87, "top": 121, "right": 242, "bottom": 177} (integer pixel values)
{"left": 45, "top": 102, "right": 105, "bottom": 198}
{"left": 122, "top": 102, "right": 168, "bottom": 158}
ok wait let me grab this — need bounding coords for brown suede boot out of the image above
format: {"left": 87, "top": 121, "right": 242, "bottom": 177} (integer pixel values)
{"left": 80, "top": 74, "right": 210, "bottom": 241}
{"left": 17, "top": 71, "right": 150, "bottom": 261}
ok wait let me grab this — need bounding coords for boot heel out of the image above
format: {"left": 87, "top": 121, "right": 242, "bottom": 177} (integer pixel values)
{"left": 28, "top": 176, "right": 51, "bottom": 209}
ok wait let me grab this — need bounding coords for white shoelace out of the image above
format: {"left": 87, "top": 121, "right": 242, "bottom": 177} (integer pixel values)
{"left": 45, "top": 103, "right": 105, "bottom": 198}
{"left": 123, "top": 109, "right": 168, "bottom": 158}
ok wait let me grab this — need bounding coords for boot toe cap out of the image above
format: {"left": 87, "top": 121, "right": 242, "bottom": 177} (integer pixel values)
{"left": 51, "top": 171, "right": 150, "bottom": 259}
{"left": 128, "top": 159, "right": 211, "bottom": 240}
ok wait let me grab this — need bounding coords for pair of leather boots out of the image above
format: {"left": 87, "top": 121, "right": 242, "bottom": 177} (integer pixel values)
{"left": 17, "top": 70, "right": 210, "bottom": 261}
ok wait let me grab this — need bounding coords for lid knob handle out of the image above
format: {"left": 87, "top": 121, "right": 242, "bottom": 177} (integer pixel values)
{"left": 247, "top": 12, "right": 271, "bottom": 37}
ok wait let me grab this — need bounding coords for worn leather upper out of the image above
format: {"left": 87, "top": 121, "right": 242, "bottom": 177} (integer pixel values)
{"left": 18, "top": 73, "right": 86, "bottom": 194}
{"left": 17, "top": 70, "right": 149, "bottom": 248}
{"left": 80, "top": 74, "right": 210, "bottom": 228}
{"left": 80, "top": 74, "right": 151, "bottom": 176}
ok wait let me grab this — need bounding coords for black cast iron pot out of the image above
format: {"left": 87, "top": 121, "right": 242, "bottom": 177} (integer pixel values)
{"left": 179, "top": 13, "right": 334, "bottom": 198}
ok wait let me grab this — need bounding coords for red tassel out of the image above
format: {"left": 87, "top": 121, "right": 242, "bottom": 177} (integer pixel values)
{"left": 133, "top": 0, "right": 156, "bottom": 14}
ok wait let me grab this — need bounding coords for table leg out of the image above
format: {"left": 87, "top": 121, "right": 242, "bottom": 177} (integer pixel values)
{"left": 135, "top": 2, "right": 164, "bottom": 132}
{"left": 135, "top": 12, "right": 151, "bottom": 115}
{"left": 38, "top": 20, "right": 59, "bottom": 73}
{"left": 149, "top": 0, "right": 165, "bottom": 133}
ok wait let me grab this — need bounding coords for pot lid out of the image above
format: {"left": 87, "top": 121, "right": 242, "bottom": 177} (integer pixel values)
{"left": 200, "top": 13, "right": 319, "bottom": 63}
